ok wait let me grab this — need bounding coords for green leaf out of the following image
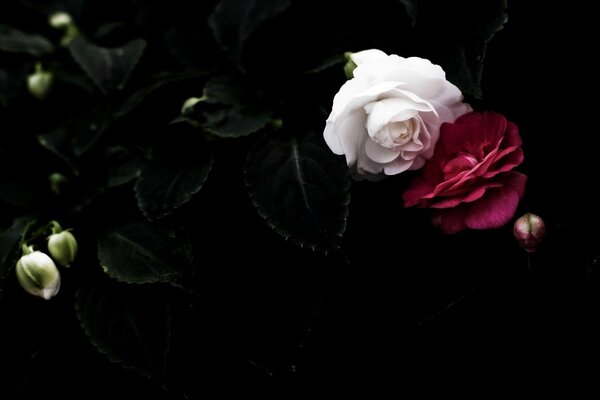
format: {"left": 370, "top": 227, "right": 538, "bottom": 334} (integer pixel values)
{"left": 209, "top": 0, "right": 291, "bottom": 68}
{"left": 186, "top": 76, "right": 273, "bottom": 138}
{"left": 0, "top": 218, "right": 34, "bottom": 300}
{"left": 69, "top": 37, "right": 146, "bottom": 95}
{"left": 0, "top": 25, "right": 54, "bottom": 56}
{"left": 245, "top": 129, "right": 350, "bottom": 252}
{"left": 104, "top": 146, "right": 144, "bottom": 188}
{"left": 38, "top": 108, "right": 111, "bottom": 174}
{"left": 98, "top": 221, "right": 192, "bottom": 284}
{"left": 135, "top": 150, "right": 213, "bottom": 221}
{"left": 75, "top": 281, "right": 171, "bottom": 379}
{"left": 443, "top": 0, "right": 508, "bottom": 99}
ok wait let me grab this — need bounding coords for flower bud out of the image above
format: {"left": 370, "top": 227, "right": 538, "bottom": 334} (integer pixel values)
{"left": 47, "top": 230, "right": 78, "bottom": 267}
{"left": 48, "top": 12, "right": 72, "bottom": 29}
{"left": 513, "top": 212, "right": 545, "bottom": 252}
{"left": 27, "top": 63, "right": 53, "bottom": 100}
{"left": 15, "top": 249, "right": 61, "bottom": 300}
{"left": 343, "top": 52, "right": 358, "bottom": 79}
{"left": 181, "top": 97, "right": 203, "bottom": 116}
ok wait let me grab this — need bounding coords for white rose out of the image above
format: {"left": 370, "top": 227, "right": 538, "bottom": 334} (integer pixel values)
{"left": 324, "top": 49, "right": 471, "bottom": 179}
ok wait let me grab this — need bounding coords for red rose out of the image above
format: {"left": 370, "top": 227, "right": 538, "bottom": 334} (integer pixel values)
{"left": 402, "top": 112, "right": 526, "bottom": 233}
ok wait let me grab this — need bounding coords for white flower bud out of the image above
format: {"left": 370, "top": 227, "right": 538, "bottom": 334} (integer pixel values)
{"left": 49, "top": 12, "right": 73, "bottom": 29}
{"left": 48, "top": 230, "right": 78, "bottom": 267}
{"left": 27, "top": 63, "right": 53, "bottom": 100}
{"left": 15, "top": 249, "right": 61, "bottom": 300}
{"left": 181, "top": 97, "right": 203, "bottom": 115}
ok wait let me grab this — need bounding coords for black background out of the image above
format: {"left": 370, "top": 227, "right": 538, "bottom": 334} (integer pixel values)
{"left": 2, "top": 0, "right": 599, "bottom": 396}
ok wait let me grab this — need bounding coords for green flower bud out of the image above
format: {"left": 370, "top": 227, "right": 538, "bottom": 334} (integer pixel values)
{"left": 343, "top": 52, "right": 358, "bottom": 79}
{"left": 16, "top": 248, "right": 61, "bottom": 300}
{"left": 47, "top": 230, "right": 78, "bottom": 267}
{"left": 27, "top": 63, "right": 53, "bottom": 100}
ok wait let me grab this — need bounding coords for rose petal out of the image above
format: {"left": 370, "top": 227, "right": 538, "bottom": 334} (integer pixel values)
{"left": 323, "top": 116, "right": 343, "bottom": 154}
{"left": 364, "top": 137, "right": 401, "bottom": 164}
{"left": 432, "top": 207, "right": 468, "bottom": 234}
{"left": 464, "top": 184, "right": 522, "bottom": 230}
{"left": 350, "top": 49, "right": 389, "bottom": 65}
{"left": 384, "top": 157, "right": 413, "bottom": 175}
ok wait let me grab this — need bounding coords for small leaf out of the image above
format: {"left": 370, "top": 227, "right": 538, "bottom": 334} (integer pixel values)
{"left": 135, "top": 150, "right": 213, "bottom": 221}
{"left": 69, "top": 37, "right": 146, "bottom": 95}
{"left": 75, "top": 281, "right": 171, "bottom": 379}
{"left": 245, "top": 129, "right": 350, "bottom": 252}
{"left": 0, "top": 25, "right": 54, "bottom": 56}
{"left": 186, "top": 76, "right": 273, "bottom": 138}
{"left": 209, "top": 0, "right": 291, "bottom": 68}
{"left": 98, "top": 221, "right": 192, "bottom": 284}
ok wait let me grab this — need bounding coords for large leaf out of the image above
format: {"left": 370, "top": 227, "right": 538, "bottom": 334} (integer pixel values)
{"left": 69, "top": 37, "right": 146, "bottom": 95}
{"left": 98, "top": 221, "right": 192, "bottom": 284}
{"left": 209, "top": 0, "right": 291, "bottom": 68}
{"left": 0, "top": 218, "right": 33, "bottom": 300}
{"left": 135, "top": 150, "right": 213, "bottom": 221}
{"left": 104, "top": 146, "right": 144, "bottom": 188}
{"left": 185, "top": 76, "right": 273, "bottom": 138}
{"left": 0, "top": 25, "right": 54, "bottom": 56}
{"left": 245, "top": 129, "right": 350, "bottom": 252}
{"left": 439, "top": 0, "right": 508, "bottom": 99}
{"left": 75, "top": 281, "right": 170, "bottom": 379}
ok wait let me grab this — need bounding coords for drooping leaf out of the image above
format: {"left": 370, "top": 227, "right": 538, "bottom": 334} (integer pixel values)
{"left": 185, "top": 76, "right": 273, "bottom": 138}
{"left": 209, "top": 0, "right": 292, "bottom": 68}
{"left": 0, "top": 25, "right": 54, "bottom": 56}
{"left": 245, "top": 129, "right": 350, "bottom": 252}
{"left": 98, "top": 221, "right": 192, "bottom": 284}
{"left": 75, "top": 281, "right": 171, "bottom": 379}
{"left": 135, "top": 150, "right": 213, "bottom": 221}
{"left": 69, "top": 37, "right": 146, "bottom": 94}
{"left": 0, "top": 218, "right": 34, "bottom": 300}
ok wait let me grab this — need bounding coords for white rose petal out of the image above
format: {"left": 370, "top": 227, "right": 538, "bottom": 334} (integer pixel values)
{"left": 324, "top": 49, "right": 471, "bottom": 179}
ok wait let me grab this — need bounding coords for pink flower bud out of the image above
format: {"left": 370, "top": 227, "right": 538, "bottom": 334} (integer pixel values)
{"left": 513, "top": 213, "right": 545, "bottom": 252}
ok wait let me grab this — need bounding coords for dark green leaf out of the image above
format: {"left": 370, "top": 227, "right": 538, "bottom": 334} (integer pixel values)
{"left": 104, "top": 146, "right": 144, "bottom": 188}
{"left": 69, "top": 37, "right": 146, "bottom": 95}
{"left": 135, "top": 150, "right": 213, "bottom": 221}
{"left": 115, "top": 71, "right": 206, "bottom": 118}
{"left": 75, "top": 281, "right": 170, "bottom": 379}
{"left": 245, "top": 129, "right": 350, "bottom": 252}
{"left": 98, "top": 221, "right": 192, "bottom": 284}
{"left": 38, "top": 109, "right": 111, "bottom": 173}
{"left": 442, "top": 0, "right": 507, "bottom": 99}
{"left": 209, "top": 0, "right": 291, "bottom": 68}
{"left": 0, "top": 218, "right": 34, "bottom": 300}
{"left": 186, "top": 76, "right": 273, "bottom": 138}
{"left": 0, "top": 25, "right": 54, "bottom": 56}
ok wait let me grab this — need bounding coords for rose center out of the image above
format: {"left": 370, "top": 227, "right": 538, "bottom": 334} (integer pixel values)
{"left": 371, "top": 119, "right": 414, "bottom": 149}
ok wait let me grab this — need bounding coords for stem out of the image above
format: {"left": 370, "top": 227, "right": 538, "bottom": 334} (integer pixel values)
{"left": 21, "top": 244, "right": 34, "bottom": 255}
{"left": 49, "top": 220, "right": 62, "bottom": 234}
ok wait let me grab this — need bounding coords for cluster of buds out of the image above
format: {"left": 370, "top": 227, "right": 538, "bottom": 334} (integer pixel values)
{"left": 15, "top": 221, "right": 78, "bottom": 300}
